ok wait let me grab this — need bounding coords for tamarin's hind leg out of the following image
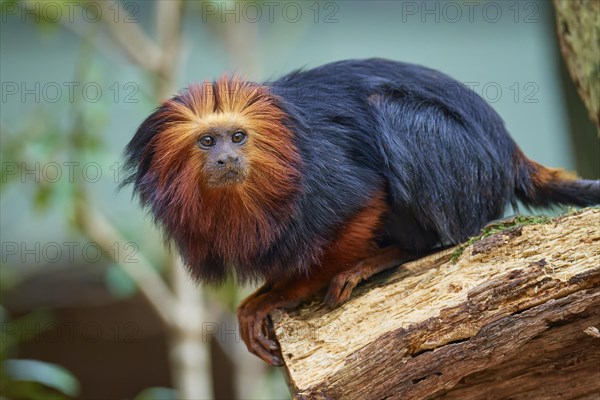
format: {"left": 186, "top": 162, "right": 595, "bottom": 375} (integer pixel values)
{"left": 237, "top": 248, "right": 406, "bottom": 365}
{"left": 238, "top": 246, "right": 411, "bottom": 365}
{"left": 324, "top": 246, "right": 409, "bottom": 308}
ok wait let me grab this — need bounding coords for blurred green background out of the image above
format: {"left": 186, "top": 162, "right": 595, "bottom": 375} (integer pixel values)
{"left": 0, "top": 1, "right": 598, "bottom": 399}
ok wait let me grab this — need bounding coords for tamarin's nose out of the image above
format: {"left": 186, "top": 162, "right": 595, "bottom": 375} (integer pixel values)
{"left": 217, "top": 154, "right": 239, "bottom": 165}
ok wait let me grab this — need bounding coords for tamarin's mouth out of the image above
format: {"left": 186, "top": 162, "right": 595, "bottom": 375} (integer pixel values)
{"left": 207, "top": 168, "right": 247, "bottom": 187}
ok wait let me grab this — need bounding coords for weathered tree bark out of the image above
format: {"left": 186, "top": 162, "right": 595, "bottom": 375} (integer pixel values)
{"left": 272, "top": 208, "right": 600, "bottom": 400}
{"left": 554, "top": 0, "right": 600, "bottom": 132}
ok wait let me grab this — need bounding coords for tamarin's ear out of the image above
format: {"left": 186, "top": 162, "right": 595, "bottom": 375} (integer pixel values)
{"left": 121, "top": 102, "right": 175, "bottom": 190}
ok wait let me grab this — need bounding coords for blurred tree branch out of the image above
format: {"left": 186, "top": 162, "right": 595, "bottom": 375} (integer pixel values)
{"left": 554, "top": 0, "right": 600, "bottom": 133}
{"left": 155, "top": 0, "right": 183, "bottom": 97}
{"left": 95, "top": 0, "right": 163, "bottom": 73}
{"left": 75, "top": 203, "right": 176, "bottom": 327}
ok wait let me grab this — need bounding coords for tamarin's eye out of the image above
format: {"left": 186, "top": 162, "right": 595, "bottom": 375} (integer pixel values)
{"left": 232, "top": 131, "right": 246, "bottom": 144}
{"left": 198, "top": 135, "right": 216, "bottom": 148}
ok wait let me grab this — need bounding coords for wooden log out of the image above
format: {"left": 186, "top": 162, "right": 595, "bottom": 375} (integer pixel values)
{"left": 272, "top": 208, "right": 600, "bottom": 399}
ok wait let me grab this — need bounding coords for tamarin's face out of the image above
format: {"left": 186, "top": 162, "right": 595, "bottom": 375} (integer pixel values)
{"left": 128, "top": 78, "right": 302, "bottom": 196}
{"left": 195, "top": 118, "right": 249, "bottom": 187}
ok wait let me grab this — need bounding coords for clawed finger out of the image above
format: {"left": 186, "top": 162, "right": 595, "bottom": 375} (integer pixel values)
{"left": 249, "top": 333, "right": 281, "bottom": 365}
{"left": 240, "top": 312, "right": 282, "bottom": 366}
{"left": 324, "top": 271, "right": 361, "bottom": 309}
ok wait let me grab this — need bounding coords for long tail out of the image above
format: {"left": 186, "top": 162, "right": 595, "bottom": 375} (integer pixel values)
{"left": 514, "top": 149, "right": 600, "bottom": 208}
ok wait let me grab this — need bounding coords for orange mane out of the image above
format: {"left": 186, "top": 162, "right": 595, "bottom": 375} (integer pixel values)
{"left": 144, "top": 77, "right": 303, "bottom": 279}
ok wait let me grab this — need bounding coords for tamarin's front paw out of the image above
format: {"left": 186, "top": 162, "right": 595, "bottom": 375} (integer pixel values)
{"left": 237, "top": 293, "right": 283, "bottom": 366}
{"left": 324, "top": 269, "right": 364, "bottom": 308}
{"left": 324, "top": 247, "right": 407, "bottom": 309}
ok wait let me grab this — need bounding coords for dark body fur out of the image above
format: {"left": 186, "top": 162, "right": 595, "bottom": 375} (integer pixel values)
{"left": 256, "top": 58, "right": 598, "bottom": 275}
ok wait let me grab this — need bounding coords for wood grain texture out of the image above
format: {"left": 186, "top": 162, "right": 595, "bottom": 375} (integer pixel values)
{"left": 272, "top": 208, "right": 600, "bottom": 399}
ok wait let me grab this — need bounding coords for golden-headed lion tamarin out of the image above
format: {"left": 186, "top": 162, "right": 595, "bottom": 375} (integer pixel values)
{"left": 124, "top": 58, "right": 600, "bottom": 365}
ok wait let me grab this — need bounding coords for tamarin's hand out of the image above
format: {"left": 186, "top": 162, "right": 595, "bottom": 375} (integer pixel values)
{"left": 123, "top": 59, "right": 600, "bottom": 365}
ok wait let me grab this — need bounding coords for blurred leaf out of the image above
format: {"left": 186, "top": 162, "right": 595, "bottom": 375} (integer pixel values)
{"left": 33, "top": 185, "right": 54, "bottom": 211}
{"left": 1, "top": 379, "right": 69, "bottom": 400}
{"left": 135, "top": 387, "right": 179, "bottom": 400}
{"left": 0, "top": 0, "right": 19, "bottom": 19}
{"left": 36, "top": 129, "right": 61, "bottom": 150}
{"left": 13, "top": 0, "right": 87, "bottom": 37}
{"left": 0, "top": 161, "right": 21, "bottom": 189}
{"left": 0, "top": 305, "right": 7, "bottom": 325}
{"left": 0, "top": 305, "right": 9, "bottom": 362}
{"left": 3, "top": 359, "right": 80, "bottom": 398}
{"left": 105, "top": 264, "right": 137, "bottom": 299}
{"left": 80, "top": 133, "right": 103, "bottom": 152}
{"left": 0, "top": 309, "right": 54, "bottom": 360}
{"left": 0, "top": 265, "right": 22, "bottom": 292}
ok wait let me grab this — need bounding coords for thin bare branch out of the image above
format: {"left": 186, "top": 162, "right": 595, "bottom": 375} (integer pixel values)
{"left": 168, "top": 253, "right": 212, "bottom": 400}
{"left": 95, "top": 0, "right": 163, "bottom": 72}
{"left": 155, "top": 0, "right": 184, "bottom": 98}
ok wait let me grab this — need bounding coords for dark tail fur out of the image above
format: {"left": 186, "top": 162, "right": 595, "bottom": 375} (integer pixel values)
{"left": 514, "top": 149, "right": 600, "bottom": 208}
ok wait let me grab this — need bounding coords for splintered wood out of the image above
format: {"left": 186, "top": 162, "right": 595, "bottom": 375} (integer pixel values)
{"left": 272, "top": 208, "right": 600, "bottom": 400}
